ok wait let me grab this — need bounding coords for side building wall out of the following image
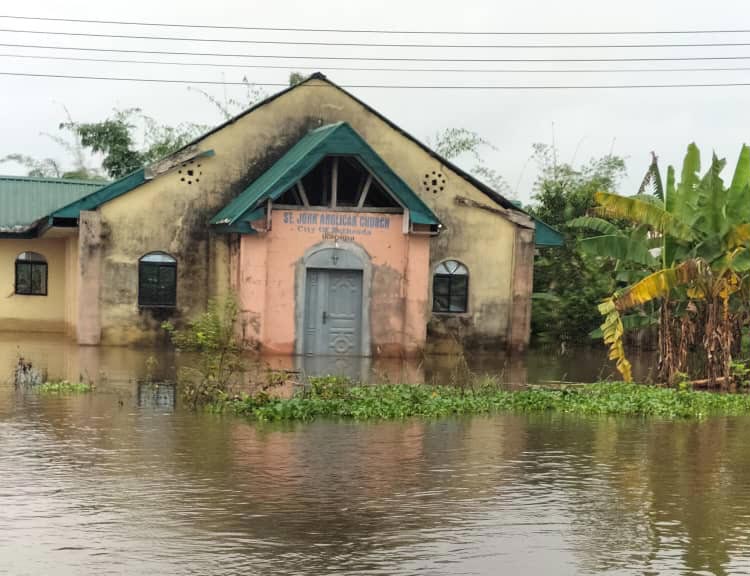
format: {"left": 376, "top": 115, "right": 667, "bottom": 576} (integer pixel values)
{"left": 0, "top": 237, "right": 71, "bottom": 333}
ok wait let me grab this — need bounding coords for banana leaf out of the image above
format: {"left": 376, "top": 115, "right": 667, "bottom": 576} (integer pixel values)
{"left": 567, "top": 216, "right": 620, "bottom": 235}
{"left": 614, "top": 260, "right": 702, "bottom": 311}
{"left": 594, "top": 191, "right": 695, "bottom": 242}
{"left": 579, "top": 235, "right": 658, "bottom": 267}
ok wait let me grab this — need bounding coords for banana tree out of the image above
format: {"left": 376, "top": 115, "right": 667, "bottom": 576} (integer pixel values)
{"left": 589, "top": 144, "right": 750, "bottom": 386}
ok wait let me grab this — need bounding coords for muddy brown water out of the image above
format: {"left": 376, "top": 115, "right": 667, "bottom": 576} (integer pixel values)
{"left": 3, "top": 334, "right": 750, "bottom": 575}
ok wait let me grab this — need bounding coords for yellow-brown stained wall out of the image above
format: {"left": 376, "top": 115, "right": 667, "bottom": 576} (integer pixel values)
{"left": 93, "top": 78, "right": 530, "bottom": 349}
{"left": 0, "top": 237, "right": 69, "bottom": 333}
{"left": 63, "top": 235, "right": 79, "bottom": 336}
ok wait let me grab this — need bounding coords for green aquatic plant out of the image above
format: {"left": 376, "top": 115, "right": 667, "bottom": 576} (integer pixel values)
{"left": 36, "top": 381, "right": 92, "bottom": 394}
{"left": 212, "top": 379, "right": 750, "bottom": 422}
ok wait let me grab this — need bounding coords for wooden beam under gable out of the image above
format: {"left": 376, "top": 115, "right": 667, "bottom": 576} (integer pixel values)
{"left": 453, "top": 195, "right": 534, "bottom": 229}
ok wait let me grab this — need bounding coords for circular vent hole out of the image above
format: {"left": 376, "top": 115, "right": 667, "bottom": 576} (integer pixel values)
{"left": 423, "top": 171, "right": 446, "bottom": 194}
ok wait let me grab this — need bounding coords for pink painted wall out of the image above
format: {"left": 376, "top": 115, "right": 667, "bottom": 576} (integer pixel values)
{"left": 236, "top": 210, "right": 430, "bottom": 356}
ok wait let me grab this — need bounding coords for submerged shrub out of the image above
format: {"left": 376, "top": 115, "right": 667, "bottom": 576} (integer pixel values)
{"left": 163, "top": 298, "right": 244, "bottom": 409}
{"left": 35, "top": 381, "right": 92, "bottom": 394}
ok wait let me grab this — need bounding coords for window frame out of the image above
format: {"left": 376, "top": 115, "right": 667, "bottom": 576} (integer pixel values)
{"left": 432, "top": 259, "right": 469, "bottom": 314}
{"left": 14, "top": 252, "right": 48, "bottom": 296}
{"left": 137, "top": 252, "right": 177, "bottom": 309}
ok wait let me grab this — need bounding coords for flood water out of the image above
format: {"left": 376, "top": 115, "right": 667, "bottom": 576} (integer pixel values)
{"left": 3, "top": 334, "right": 750, "bottom": 575}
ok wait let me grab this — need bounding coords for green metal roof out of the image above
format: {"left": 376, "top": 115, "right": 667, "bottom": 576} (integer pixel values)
{"left": 211, "top": 122, "right": 441, "bottom": 230}
{"left": 533, "top": 217, "right": 565, "bottom": 247}
{"left": 0, "top": 175, "right": 106, "bottom": 233}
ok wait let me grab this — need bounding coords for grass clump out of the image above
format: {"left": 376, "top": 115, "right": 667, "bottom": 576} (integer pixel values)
{"left": 36, "top": 380, "right": 92, "bottom": 394}
{"left": 215, "top": 377, "right": 750, "bottom": 422}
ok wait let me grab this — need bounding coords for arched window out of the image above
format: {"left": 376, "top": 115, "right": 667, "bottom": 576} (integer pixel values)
{"left": 138, "top": 252, "right": 177, "bottom": 308}
{"left": 15, "top": 252, "right": 48, "bottom": 296}
{"left": 432, "top": 260, "right": 468, "bottom": 313}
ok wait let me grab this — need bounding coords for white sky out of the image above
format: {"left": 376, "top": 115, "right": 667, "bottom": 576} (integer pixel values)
{"left": 1, "top": 0, "right": 749, "bottom": 202}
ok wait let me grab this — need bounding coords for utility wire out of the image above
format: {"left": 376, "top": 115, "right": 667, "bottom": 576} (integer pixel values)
{"left": 3, "top": 27, "right": 750, "bottom": 49}
{"left": 4, "top": 52, "right": 750, "bottom": 74}
{"left": 1, "top": 14, "right": 749, "bottom": 36}
{"left": 3, "top": 70, "right": 750, "bottom": 89}
{"left": 4, "top": 42, "right": 750, "bottom": 63}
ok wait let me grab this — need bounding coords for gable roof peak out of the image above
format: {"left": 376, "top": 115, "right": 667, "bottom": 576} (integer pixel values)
{"left": 211, "top": 121, "right": 440, "bottom": 231}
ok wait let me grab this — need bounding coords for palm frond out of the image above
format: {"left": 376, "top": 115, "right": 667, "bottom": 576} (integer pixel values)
{"left": 696, "top": 153, "right": 728, "bottom": 236}
{"left": 579, "top": 235, "right": 658, "bottom": 267}
{"left": 679, "top": 143, "right": 701, "bottom": 194}
{"left": 589, "top": 313, "right": 656, "bottom": 339}
{"left": 726, "top": 223, "right": 750, "bottom": 249}
{"left": 593, "top": 191, "right": 695, "bottom": 241}
{"left": 730, "top": 144, "right": 750, "bottom": 194}
{"left": 727, "top": 144, "right": 750, "bottom": 222}
{"left": 597, "top": 297, "right": 633, "bottom": 382}
{"left": 637, "top": 152, "right": 664, "bottom": 200}
{"left": 567, "top": 216, "right": 620, "bottom": 235}
{"left": 614, "top": 259, "right": 703, "bottom": 311}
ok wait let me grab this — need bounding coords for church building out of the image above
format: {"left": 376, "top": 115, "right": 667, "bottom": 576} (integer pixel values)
{"left": 0, "top": 74, "right": 561, "bottom": 356}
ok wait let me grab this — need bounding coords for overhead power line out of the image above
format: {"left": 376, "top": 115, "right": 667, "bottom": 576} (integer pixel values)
{"left": 3, "top": 27, "right": 750, "bottom": 49}
{"left": 4, "top": 52, "right": 750, "bottom": 75}
{"left": 3, "top": 70, "right": 750, "bottom": 89}
{"left": 1, "top": 14, "right": 750, "bottom": 36}
{"left": 4, "top": 42, "right": 750, "bottom": 63}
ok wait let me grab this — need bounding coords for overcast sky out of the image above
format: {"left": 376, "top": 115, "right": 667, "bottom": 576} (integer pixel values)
{"left": 1, "top": 0, "right": 749, "bottom": 202}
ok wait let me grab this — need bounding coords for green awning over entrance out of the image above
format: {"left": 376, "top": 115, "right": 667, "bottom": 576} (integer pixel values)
{"left": 211, "top": 122, "right": 441, "bottom": 232}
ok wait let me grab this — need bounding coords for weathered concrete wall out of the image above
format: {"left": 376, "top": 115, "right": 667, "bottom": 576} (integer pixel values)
{"left": 77, "top": 211, "right": 102, "bottom": 345}
{"left": 93, "top": 78, "right": 528, "bottom": 348}
{"left": 509, "top": 228, "right": 535, "bottom": 352}
{"left": 63, "top": 235, "right": 79, "bottom": 337}
{"left": 237, "top": 210, "right": 429, "bottom": 356}
{"left": 0, "top": 237, "right": 68, "bottom": 333}
{"left": 97, "top": 163, "right": 233, "bottom": 345}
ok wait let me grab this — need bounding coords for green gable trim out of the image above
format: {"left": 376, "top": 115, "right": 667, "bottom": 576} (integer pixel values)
{"left": 212, "top": 208, "right": 265, "bottom": 234}
{"left": 211, "top": 122, "right": 440, "bottom": 230}
{"left": 533, "top": 217, "right": 564, "bottom": 247}
{"left": 51, "top": 150, "right": 215, "bottom": 221}
{"left": 52, "top": 168, "right": 147, "bottom": 219}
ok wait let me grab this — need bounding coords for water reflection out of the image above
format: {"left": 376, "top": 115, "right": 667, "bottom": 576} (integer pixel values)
{"left": 2, "top": 384, "right": 750, "bottom": 575}
{"left": 0, "top": 332, "right": 656, "bottom": 388}
{"left": 137, "top": 382, "right": 177, "bottom": 411}
{"left": 7, "top": 333, "right": 730, "bottom": 575}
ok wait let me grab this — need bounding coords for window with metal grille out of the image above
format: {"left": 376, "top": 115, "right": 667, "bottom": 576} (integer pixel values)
{"left": 432, "top": 260, "right": 468, "bottom": 313}
{"left": 138, "top": 252, "right": 177, "bottom": 308}
{"left": 15, "top": 252, "right": 48, "bottom": 296}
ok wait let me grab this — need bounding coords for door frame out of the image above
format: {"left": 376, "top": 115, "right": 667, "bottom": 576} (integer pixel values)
{"left": 295, "top": 241, "right": 372, "bottom": 357}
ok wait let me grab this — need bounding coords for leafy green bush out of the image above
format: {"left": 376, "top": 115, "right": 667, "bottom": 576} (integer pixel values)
{"left": 162, "top": 298, "right": 244, "bottom": 408}
{"left": 36, "top": 381, "right": 92, "bottom": 394}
